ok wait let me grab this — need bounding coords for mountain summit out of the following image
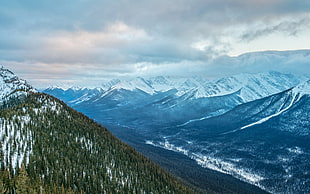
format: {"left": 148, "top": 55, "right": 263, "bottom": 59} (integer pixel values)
{"left": 0, "top": 66, "right": 36, "bottom": 104}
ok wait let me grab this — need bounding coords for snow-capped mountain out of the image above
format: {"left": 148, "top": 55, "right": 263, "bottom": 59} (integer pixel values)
{"left": 97, "top": 71, "right": 302, "bottom": 101}
{"left": 0, "top": 66, "right": 36, "bottom": 104}
{"left": 44, "top": 71, "right": 305, "bottom": 129}
{"left": 45, "top": 71, "right": 303, "bottom": 108}
{"left": 207, "top": 71, "right": 303, "bottom": 102}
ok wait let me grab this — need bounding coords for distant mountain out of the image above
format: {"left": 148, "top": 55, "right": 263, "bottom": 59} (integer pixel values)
{"left": 92, "top": 71, "right": 303, "bottom": 101}
{"left": 45, "top": 71, "right": 303, "bottom": 104}
{"left": 44, "top": 71, "right": 304, "bottom": 129}
{"left": 43, "top": 87, "right": 103, "bottom": 106}
{"left": 0, "top": 67, "right": 191, "bottom": 193}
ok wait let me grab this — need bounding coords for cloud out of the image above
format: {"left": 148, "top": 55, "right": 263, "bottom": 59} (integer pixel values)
{"left": 240, "top": 15, "right": 310, "bottom": 42}
{"left": 1, "top": 0, "right": 310, "bottom": 87}
{"left": 210, "top": 50, "right": 310, "bottom": 77}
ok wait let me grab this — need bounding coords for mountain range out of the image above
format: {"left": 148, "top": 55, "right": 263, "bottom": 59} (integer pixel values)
{"left": 44, "top": 71, "right": 310, "bottom": 193}
{"left": 44, "top": 71, "right": 304, "bottom": 129}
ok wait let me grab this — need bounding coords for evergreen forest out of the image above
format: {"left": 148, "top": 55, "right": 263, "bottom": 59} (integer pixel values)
{"left": 0, "top": 92, "right": 192, "bottom": 193}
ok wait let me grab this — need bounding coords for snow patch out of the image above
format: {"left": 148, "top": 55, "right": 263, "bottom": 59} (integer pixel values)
{"left": 146, "top": 139, "right": 265, "bottom": 189}
{"left": 287, "top": 146, "right": 304, "bottom": 154}
{"left": 241, "top": 92, "right": 298, "bottom": 129}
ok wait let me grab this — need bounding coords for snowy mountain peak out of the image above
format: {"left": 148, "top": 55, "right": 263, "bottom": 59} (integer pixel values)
{"left": 0, "top": 66, "right": 37, "bottom": 103}
{"left": 111, "top": 77, "right": 156, "bottom": 94}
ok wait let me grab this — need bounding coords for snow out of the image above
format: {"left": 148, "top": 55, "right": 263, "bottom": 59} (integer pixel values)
{"left": 111, "top": 77, "right": 156, "bottom": 94}
{"left": 69, "top": 93, "right": 94, "bottom": 105}
{"left": 241, "top": 93, "right": 297, "bottom": 129}
{"left": 241, "top": 80, "right": 310, "bottom": 130}
{"left": 87, "top": 72, "right": 303, "bottom": 102}
{"left": 292, "top": 79, "right": 310, "bottom": 96}
{"left": 287, "top": 146, "right": 304, "bottom": 154}
{"left": 177, "top": 115, "right": 213, "bottom": 127}
{"left": 146, "top": 139, "right": 265, "bottom": 189}
{"left": 193, "top": 153, "right": 265, "bottom": 185}
{"left": 0, "top": 116, "right": 33, "bottom": 171}
{"left": 0, "top": 66, "right": 37, "bottom": 104}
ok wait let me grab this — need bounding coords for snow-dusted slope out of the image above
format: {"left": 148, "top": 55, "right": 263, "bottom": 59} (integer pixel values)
{"left": 241, "top": 79, "right": 310, "bottom": 131}
{"left": 172, "top": 71, "right": 302, "bottom": 101}
{"left": 216, "top": 71, "right": 303, "bottom": 102}
{"left": 292, "top": 79, "right": 310, "bottom": 96}
{"left": 0, "top": 95, "right": 68, "bottom": 170}
{"left": 43, "top": 87, "right": 103, "bottom": 106}
{"left": 111, "top": 77, "right": 156, "bottom": 94}
{"left": 0, "top": 66, "right": 36, "bottom": 103}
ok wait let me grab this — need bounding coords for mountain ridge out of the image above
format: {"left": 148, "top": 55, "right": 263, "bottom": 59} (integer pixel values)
{"left": 44, "top": 71, "right": 305, "bottom": 106}
{"left": 0, "top": 67, "right": 192, "bottom": 193}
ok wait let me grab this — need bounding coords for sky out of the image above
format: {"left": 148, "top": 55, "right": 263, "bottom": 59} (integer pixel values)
{"left": 0, "top": 0, "right": 310, "bottom": 88}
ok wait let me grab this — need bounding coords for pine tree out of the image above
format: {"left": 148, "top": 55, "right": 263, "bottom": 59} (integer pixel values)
{"left": 15, "top": 164, "right": 32, "bottom": 194}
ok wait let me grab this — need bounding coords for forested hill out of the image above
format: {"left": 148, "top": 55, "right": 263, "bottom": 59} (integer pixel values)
{"left": 0, "top": 91, "right": 191, "bottom": 193}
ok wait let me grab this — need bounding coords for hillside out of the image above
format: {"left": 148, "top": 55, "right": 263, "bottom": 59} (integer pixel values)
{"left": 0, "top": 67, "right": 191, "bottom": 193}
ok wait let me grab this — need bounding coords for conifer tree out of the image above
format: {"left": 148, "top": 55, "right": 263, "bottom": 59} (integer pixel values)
{"left": 15, "top": 164, "right": 32, "bottom": 194}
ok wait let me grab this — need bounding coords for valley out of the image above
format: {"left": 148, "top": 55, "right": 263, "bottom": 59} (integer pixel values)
{"left": 44, "top": 71, "right": 310, "bottom": 193}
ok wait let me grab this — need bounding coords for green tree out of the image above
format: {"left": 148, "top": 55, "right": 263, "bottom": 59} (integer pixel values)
{"left": 15, "top": 164, "right": 32, "bottom": 194}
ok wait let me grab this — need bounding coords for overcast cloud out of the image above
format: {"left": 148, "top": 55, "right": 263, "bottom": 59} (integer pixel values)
{"left": 0, "top": 0, "right": 310, "bottom": 87}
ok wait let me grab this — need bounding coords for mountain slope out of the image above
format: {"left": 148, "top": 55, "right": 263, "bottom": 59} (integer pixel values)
{"left": 0, "top": 67, "right": 191, "bottom": 193}
{"left": 149, "top": 80, "right": 310, "bottom": 193}
{"left": 43, "top": 87, "right": 103, "bottom": 106}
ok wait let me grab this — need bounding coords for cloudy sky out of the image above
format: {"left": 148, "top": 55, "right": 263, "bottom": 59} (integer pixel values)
{"left": 1, "top": 0, "right": 310, "bottom": 88}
